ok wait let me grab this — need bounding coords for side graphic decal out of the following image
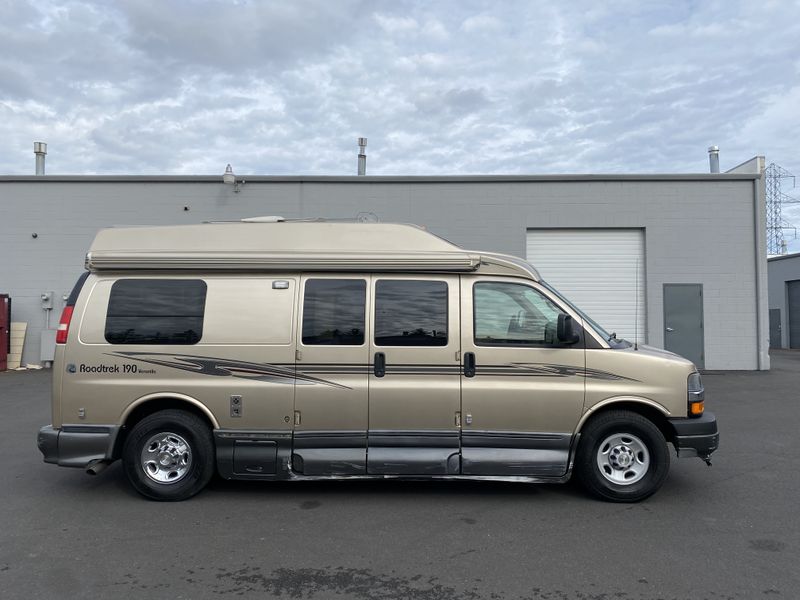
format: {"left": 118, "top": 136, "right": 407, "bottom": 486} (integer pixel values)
{"left": 104, "top": 352, "right": 637, "bottom": 384}
{"left": 478, "top": 363, "right": 638, "bottom": 382}
{"left": 300, "top": 363, "right": 461, "bottom": 376}
{"left": 105, "top": 352, "right": 350, "bottom": 389}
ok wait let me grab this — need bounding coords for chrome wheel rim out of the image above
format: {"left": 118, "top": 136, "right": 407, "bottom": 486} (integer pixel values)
{"left": 141, "top": 432, "right": 192, "bottom": 484}
{"left": 596, "top": 433, "right": 650, "bottom": 485}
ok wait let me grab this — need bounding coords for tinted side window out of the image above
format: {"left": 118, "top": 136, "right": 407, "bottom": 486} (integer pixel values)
{"left": 302, "top": 279, "right": 366, "bottom": 345}
{"left": 375, "top": 280, "right": 448, "bottom": 346}
{"left": 474, "top": 282, "right": 562, "bottom": 346}
{"left": 105, "top": 279, "right": 206, "bottom": 345}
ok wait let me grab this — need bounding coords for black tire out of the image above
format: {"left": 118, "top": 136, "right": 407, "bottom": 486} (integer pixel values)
{"left": 122, "top": 409, "right": 215, "bottom": 501}
{"left": 575, "top": 410, "right": 670, "bottom": 503}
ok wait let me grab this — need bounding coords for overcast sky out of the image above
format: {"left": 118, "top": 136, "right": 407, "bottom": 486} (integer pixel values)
{"left": 2, "top": 0, "right": 799, "bottom": 248}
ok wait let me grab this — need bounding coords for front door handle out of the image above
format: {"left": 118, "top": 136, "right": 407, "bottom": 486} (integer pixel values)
{"left": 666, "top": 327, "right": 675, "bottom": 332}
{"left": 464, "top": 352, "right": 476, "bottom": 378}
{"left": 374, "top": 352, "right": 386, "bottom": 378}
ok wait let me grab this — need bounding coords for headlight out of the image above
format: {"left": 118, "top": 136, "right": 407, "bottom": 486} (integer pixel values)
{"left": 688, "top": 372, "right": 702, "bottom": 392}
{"left": 687, "top": 372, "right": 704, "bottom": 417}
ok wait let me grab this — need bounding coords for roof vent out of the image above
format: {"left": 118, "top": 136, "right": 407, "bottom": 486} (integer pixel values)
{"left": 708, "top": 146, "right": 720, "bottom": 173}
{"left": 357, "top": 137, "right": 367, "bottom": 176}
{"left": 34, "top": 141, "right": 47, "bottom": 175}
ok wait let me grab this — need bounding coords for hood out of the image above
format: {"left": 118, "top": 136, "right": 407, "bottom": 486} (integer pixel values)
{"left": 633, "top": 343, "right": 695, "bottom": 367}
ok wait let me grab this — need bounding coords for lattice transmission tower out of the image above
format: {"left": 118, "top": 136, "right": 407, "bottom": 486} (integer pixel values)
{"left": 765, "top": 163, "right": 797, "bottom": 255}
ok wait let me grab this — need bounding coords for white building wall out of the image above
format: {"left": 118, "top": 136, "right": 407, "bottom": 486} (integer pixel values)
{"left": 0, "top": 174, "right": 765, "bottom": 370}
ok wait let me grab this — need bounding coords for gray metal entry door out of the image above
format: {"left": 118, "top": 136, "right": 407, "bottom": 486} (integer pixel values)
{"left": 0, "top": 295, "right": 8, "bottom": 372}
{"left": 663, "top": 284, "right": 704, "bottom": 368}
{"left": 789, "top": 280, "right": 800, "bottom": 349}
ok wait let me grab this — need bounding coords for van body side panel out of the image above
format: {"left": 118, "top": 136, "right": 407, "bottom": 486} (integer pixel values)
{"left": 459, "top": 276, "right": 586, "bottom": 476}
{"left": 584, "top": 346, "right": 692, "bottom": 418}
{"left": 62, "top": 276, "right": 297, "bottom": 439}
{"left": 292, "top": 275, "right": 370, "bottom": 475}
{"left": 367, "top": 275, "right": 462, "bottom": 475}
{"left": 51, "top": 345, "right": 66, "bottom": 427}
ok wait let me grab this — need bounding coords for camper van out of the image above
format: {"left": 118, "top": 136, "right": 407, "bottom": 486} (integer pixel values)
{"left": 37, "top": 219, "right": 718, "bottom": 502}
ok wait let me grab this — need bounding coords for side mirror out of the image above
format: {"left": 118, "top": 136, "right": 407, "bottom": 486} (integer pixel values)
{"left": 557, "top": 313, "right": 580, "bottom": 344}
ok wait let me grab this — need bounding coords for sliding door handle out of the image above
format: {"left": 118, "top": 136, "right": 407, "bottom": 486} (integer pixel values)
{"left": 464, "top": 352, "right": 476, "bottom": 378}
{"left": 374, "top": 352, "right": 386, "bottom": 378}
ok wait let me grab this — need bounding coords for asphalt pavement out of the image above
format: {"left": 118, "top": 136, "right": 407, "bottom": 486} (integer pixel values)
{"left": 1, "top": 352, "right": 799, "bottom": 600}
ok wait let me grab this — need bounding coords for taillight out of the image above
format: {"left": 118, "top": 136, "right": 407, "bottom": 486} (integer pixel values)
{"left": 56, "top": 305, "right": 74, "bottom": 344}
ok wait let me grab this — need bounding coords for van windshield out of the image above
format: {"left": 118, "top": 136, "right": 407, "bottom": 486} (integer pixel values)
{"left": 540, "top": 280, "right": 612, "bottom": 342}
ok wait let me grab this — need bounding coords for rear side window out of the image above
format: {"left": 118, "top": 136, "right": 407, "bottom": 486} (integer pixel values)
{"left": 105, "top": 280, "right": 207, "bottom": 345}
{"left": 302, "top": 279, "right": 366, "bottom": 345}
{"left": 374, "top": 280, "right": 448, "bottom": 346}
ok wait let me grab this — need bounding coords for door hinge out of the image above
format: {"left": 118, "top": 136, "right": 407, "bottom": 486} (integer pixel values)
{"left": 295, "top": 349, "right": 303, "bottom": 361}
{"left": 454, "top": 350, "right": 461, "bottom": 362}
{"left": 455, "top": 411, "right": 461, "bottom": 427}
{"left": 294, "top": 410, "right": 301, "bottom": 426}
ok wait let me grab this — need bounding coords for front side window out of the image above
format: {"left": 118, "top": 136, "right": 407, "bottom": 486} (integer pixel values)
{"left": 474, "top": 282, "right": 563, "bottom": 346}
{"left": 375, "top": 280, "right": 448, "bottom": 346}
{"left": 302, "top": 279, "right": 366, "bottom": 345}
{"left": 105, "top": 279, "right": 207, "bottom": 344}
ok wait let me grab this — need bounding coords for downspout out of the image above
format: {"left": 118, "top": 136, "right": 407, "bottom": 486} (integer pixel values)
{"left": 752, "top": 162, "right": 769, "bottom": 370}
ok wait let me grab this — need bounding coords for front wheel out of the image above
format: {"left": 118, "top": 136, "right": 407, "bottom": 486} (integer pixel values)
{"left": 122, "top": 409, "right": 215, "bottom": 501}
{"left": 575, "top": 410, "right": 670, "bottom": 502}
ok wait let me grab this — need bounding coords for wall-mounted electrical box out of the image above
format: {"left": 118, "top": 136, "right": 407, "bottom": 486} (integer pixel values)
{"left": 41, "top": 292, "right": 54, "bottom": 310}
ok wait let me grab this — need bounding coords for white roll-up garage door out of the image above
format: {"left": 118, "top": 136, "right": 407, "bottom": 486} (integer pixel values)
{"left": 526, "top": 229, "right": 645, "bottom": 344}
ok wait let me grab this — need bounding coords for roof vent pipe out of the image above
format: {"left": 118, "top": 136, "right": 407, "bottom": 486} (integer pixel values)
{"left": 34, "top": 142, "right": 47, "bottom": 175}
{"left": 357, "top": 137, "right": 367, "bottom": 176}
{"left": 708, "top": 145, "right": 720, "bottom": 173}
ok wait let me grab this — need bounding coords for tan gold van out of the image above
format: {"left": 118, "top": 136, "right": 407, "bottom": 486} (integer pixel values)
{"left": 37, "top": 219, "right": 718, "bottom": 502}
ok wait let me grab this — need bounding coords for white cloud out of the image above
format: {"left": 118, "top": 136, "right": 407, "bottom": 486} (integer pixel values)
{"left": 0, "top": 0, "right": 798, "bottom": 218}
{"left": 461, "top": 14, "right": 502, "bottom": 34}
{"left": 374, "top": 13, "right": 418, "bottom": 34}
{"left": 421, "top": 19, "right": 449, "bottom": 41}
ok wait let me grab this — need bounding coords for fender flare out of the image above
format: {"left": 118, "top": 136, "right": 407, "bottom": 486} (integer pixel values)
{"left": 120, "top": 392, "right": 220, "bottom": 430}
{"left": 575, "top": 396, "right": 672, "bottom": 434}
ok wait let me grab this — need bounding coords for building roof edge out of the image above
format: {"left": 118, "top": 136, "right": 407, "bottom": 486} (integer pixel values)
{"left": 0, "top": 173, "right": 760, "bottom": 183}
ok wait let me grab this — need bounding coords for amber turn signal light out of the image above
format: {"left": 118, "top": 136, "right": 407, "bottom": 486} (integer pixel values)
{"left": 690, "top": 401, "right": 704, "bottom": 416}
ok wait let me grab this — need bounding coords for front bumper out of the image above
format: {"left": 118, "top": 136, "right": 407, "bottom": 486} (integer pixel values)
{"left": 668, "top": 412, "right": 719, "bottom": 459}
{"left": 37, "top": 425, "right": 118, "bottom": 468}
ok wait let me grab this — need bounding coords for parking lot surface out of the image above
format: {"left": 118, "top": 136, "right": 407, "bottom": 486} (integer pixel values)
{"left": 1, "top": 352, "right": 799, "bottom": 600}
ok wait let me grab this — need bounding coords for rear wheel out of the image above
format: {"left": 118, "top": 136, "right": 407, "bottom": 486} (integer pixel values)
{"left": 575, "top": 410, "right": 669, "bottom": 502}
{"left": 123, "top": 409, "right": 214, "bottom": 501}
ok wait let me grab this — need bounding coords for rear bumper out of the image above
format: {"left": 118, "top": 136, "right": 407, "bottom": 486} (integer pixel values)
{"left": 668, "top": 412, "right": 719, "bottom": 459}
{"left": 37, "top": 425, "right": 118, "bottom": 468}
